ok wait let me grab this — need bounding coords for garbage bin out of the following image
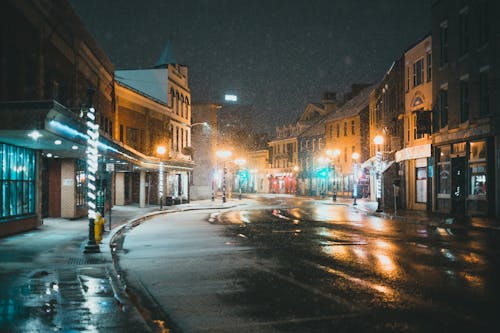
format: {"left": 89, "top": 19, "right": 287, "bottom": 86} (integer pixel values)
{"left": 165, "top": 196, "right": 173, "bottom": 206}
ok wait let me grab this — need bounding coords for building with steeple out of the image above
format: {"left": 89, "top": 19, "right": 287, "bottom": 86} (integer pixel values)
{"left": 114, "top": 40, "right": 193, "bottom": 203}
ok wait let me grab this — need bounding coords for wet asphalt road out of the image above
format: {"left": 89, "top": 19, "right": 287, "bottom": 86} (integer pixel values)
{"left": 116, "top": 196, "right": 500, "bottom": 332}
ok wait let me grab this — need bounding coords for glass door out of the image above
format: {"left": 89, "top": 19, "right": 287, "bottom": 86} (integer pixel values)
{"left": 451, "top": 156, "right": 466, "bottom": 216}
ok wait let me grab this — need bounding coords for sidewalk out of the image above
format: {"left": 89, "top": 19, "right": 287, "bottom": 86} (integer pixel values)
{"left": 0, "top": 199, "right": 241, "bottom": 333}
{"left": 318, "top": 196, "right": 500, "bottom": 231}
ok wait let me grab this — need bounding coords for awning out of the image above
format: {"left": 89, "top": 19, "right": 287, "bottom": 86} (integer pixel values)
{"left": 0, "top": 100, "right": 193, "bottom": 171}
{"left": 395, "top": 144, "right": 431, "bottom": 162}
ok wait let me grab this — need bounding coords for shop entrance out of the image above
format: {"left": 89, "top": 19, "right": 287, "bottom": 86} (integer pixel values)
{"left": 451, "top": 156, "right": 466, "bottom": 216}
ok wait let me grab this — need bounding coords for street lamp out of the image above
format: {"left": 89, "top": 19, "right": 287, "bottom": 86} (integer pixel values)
{"left": 374, "top": 135, "right": 384, "bottom": 212}
{"left": 216, "top": 150, "right": 232, "bottom": 203}
{"left": 352, "top": 152, "right": 360, "bottom": 206}
{"left": 190, "top": 121, "right": 209, "bottom": 128}
{"left": 327, "top": 149, "right": 340, "bottom": 201}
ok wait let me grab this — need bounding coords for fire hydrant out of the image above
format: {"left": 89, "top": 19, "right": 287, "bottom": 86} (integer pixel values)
{"left": 94, "top": 213, "right": 105, "bottom": 244}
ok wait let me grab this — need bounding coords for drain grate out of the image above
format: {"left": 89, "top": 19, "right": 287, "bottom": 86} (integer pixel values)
{"left": 67, "top": 257, "right": 105, "bottom": 265}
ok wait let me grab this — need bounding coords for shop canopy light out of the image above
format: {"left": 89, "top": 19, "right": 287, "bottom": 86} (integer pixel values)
{"left": 28, "top": 130, "right": 42, "bottom": 140}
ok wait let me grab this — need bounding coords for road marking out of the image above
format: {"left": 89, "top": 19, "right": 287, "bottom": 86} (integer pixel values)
{"left": 254, "top": 265, "right": 363, "bottom": 312}
{"left": 195, "top": 312, "right": 366, "bottom": 331}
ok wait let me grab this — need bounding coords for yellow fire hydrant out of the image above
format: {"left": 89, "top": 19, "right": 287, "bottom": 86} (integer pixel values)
{"left": 94, "top": 213, "right": 105, "bottom": 244}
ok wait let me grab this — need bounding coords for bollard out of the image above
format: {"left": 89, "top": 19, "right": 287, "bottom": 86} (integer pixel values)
{"left": 94, "top": 213, "right": 105, "bottom": 244}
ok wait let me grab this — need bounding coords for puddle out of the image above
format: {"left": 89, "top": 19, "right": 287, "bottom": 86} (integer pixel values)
{"left": 0, "top": 270, "right": 60, "bottom": 330}
{"left": 79, "top": 275, "right": 113, "bottom": 297}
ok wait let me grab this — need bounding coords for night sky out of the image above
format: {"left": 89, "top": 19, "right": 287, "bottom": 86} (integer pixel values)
{"left": 69, "top": 0, "right": 431, "bottom": 133}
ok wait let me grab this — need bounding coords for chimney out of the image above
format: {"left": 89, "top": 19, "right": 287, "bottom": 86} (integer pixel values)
{"left": 321, "top": 91, "right": 337, "bottom": 113}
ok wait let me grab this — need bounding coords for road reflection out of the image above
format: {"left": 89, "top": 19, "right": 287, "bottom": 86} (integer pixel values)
{"left": 220, "top": 197, "right": 498, "bottom": 323}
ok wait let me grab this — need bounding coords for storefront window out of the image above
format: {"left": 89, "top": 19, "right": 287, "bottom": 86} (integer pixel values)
{"left": 437, "top": 146, "right": 450, "bottom": 196}
{"left": 469, "top": 141, "right": 486, "bottom": 161}
{"left": 470, "top": 163, "right": 486, "bottom": 196}
{"left": 0, "top": 144, "right": 36, "bottom": 219}
{"left": 75, "top": 159, "right": 86, "bottom": 206}
{"left": 416, "top": 167, "right": 427, "bottom": 203}
{"left": 469, "top": 141, "right": 487, "bottom": 198}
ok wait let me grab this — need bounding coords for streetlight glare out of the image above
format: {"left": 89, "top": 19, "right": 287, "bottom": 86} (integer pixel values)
{"left": 352, "top": 152, "right": 360, "bottom": 160}
{"left": 156, "top": 146, "right": 166, "bottom": 155}
{"left": 216, "top": 150, "right": 232, "bottom": 158}
{"left": 374, "top": 135, "right": 384, "bottom": 145}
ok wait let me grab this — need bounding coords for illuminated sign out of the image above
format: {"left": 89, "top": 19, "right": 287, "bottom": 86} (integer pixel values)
{"left": 224, "top": 94, "right": 237, "bottom": 102}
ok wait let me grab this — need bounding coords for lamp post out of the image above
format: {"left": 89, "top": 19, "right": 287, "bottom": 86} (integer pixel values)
{"left": 352, "top": 152, "right": 360, "bottom": 206}
{"left": 216, "top": 150, "right": 232, "bottom": 203}
{"left": 327, "top": 149, "right": 340, "bottom": 201}
{"left": 84, "top": 89, "right": 100, "bottom": 253}
{"left": 374, "top": 135, "right": 384, "bottom": 212}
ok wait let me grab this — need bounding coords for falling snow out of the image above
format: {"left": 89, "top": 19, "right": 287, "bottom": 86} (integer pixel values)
{"left": 69, "top": 0, "right": 430, "bottom": 133}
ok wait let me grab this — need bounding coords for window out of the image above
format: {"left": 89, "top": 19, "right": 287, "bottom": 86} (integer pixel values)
{"left": 406, "top": 67, "right": 410, "bottom": 92}
{"left": 413, "top": 58, "right": 424, "bottom": 87}
{"left": 479, "top": 2, "right": 489, "bottom": 45}
{"left": 336, "top": 123, "right": 340, "bottom": 138}
{"left": 119, "top": 124, "right": 124, "bottom": 142}
{"left": 437, "top": 146, "right": 451, "bottom": 196}
{"left": 479, "top": 72, "right": 489, "bottom": 116}
{"left": 344, "top": 122, "right": 347, "bottom": 136}
{"left": 407, "top": 116, "right": 411, "bottom": 142}
{"left": 329, "top": 125, "right": 333, "bottom": 138}
{"left": 469, "top": 141, "right": 487, "bottom": 197}
{"left": 426, "top": 52, "right": 432, "bottom": 82}
{"left": 439, "top": 89, "right": 448, "bottom": 128}
{"left": 413, "top": 113, "right": 424, "bottom": 140}
{"left": 126, "top": 127, "right": 140, "bottom": 150}
{"left": 351, "top": 120, "right": 355, "bottom": 135}
{"left": 175, "top": 127, "right": 179, "bottom": 151}
{"left": 344, "top": 147, "right": 347, "bottom": 162}
{"left": 181, "top": 128, "right": 184, "bottom": 148}
{"left": 75, "top": 159, "right": 86, "bottom": 206}
{"left": 439, "top": 22, "right": 448, "bottom": 66}
{"left": 459, "top": 8, "right": 470, "bottom": 55}
{"left": 0, "top": 144, "right": 36, "bottom": 219}
{"left": 416, "top": 166, "right": 427, "bottom": 203}
{"left": 460, "top": 80, "right": 469, "bottom": 123}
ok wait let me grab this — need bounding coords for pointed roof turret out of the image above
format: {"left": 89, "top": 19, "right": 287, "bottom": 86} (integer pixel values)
{"left": 154, "top": 40, "right": 177, "bottom": 68}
